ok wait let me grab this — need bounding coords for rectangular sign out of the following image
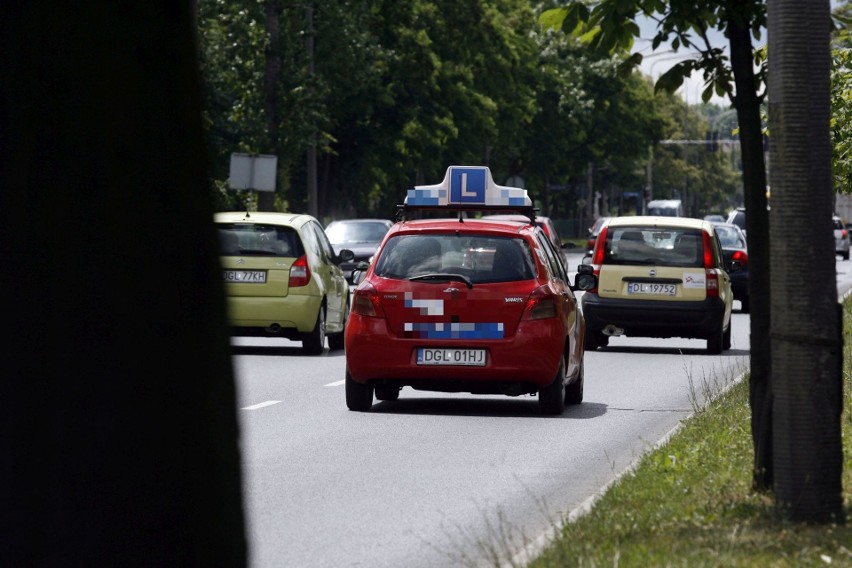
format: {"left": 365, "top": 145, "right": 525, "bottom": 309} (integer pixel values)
{"left": 416, "top": 348, "right": 487, "bottom": 366}
{"left": 449, "top": 167, "right": 486, "bottom": 204}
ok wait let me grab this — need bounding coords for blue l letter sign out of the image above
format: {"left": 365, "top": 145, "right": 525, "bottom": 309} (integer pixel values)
{"left": 449, "top": 167, "right": 486, "bottom": 204}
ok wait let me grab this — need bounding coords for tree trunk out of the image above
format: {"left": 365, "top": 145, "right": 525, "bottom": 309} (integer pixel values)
{"left": 767, "top": 0, "right": 844, "bottom": 522}
{"left": 260, "top": 0, "right": 283, "bottom": 212}
{"left": 727, "top": 0, "right": 774, "bottom": 492}
{"left": 0, "top": 3, "right": 247, "bottom": 563}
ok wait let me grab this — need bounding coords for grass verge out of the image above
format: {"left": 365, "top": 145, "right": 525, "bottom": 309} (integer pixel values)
{"left": 526, "top": 300, "right": 852, "bottom": 568}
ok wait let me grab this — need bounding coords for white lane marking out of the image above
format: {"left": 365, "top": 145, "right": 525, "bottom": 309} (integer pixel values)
{"left": 242, "top": 400, "right": 281, "bottom": 410}
{"left": 324, "top": 380, "right": 345, "bottom": 387}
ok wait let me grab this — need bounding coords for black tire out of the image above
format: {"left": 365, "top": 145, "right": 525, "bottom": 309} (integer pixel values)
{"left": 302, "top": 307, "right": 326, "bottom": 355}
{"left": 723, "top": 321, "right": 732, "bottom": 351}
{"left": 327, "top": 302, "right": 348, "bottom": 351}
{"left": 565, "top": 359, "right": 584, "bottom": 405}
{"left": 844, "top": 251, "right": 850, "bottom": 261}
{"left": 706, "top": 322, "right": 724, "bottom": 355}
{"left": 539, "top": 358, "right": 566, "bottom": 415}
{"left": 345, "top": 370, "right": 373, "bottom": 411}
{"left": 739, "top": 295, "right": 750, "bottom": 314}
{"left": 375, "top": 386, "right": 400, "bottom": 401}
{"left": 585, "top": 330, "right": 608, "bottom": 350}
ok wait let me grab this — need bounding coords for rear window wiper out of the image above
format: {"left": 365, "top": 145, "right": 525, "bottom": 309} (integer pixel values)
{"left": 409, "top": 273, "right": 473, "bottom": 289}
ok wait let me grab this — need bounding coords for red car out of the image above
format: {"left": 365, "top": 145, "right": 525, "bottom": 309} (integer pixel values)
{"left": 344, "top": 166, "right": 597, "bottom": 414}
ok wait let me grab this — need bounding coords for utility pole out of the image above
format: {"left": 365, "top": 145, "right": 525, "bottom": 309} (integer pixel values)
{"left": 306, "top": 4, "right": 318, "bottom": 218}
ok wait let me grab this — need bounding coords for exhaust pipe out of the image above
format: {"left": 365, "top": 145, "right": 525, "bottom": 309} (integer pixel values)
{"left": 602, "top": 324, "right": 624, "bottom": 336}
{"left": 265, "top": 324, "right": 282, "bottom": 334}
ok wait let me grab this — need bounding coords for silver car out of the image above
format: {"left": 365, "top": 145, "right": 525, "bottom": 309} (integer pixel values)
{"left": 834, "top": 215, "right": 850, "bottom": 260}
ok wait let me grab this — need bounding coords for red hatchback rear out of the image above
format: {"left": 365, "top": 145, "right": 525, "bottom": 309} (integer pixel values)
{"left": 344, "top": 166, "right": 596, "bottom": 414}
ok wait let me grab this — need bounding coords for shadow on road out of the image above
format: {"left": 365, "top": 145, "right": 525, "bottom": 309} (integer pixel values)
{"left": 368, "top": 397, "right": 609, "bottom": 419}
{"left": 595, "top": 346, "right": 749, "bottom": 357}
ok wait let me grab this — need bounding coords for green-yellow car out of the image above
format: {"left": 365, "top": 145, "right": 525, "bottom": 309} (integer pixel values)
{"left": 215, "top": 212, "right": 353, "bottom": 354}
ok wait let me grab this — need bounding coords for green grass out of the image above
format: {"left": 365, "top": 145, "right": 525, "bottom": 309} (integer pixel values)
{"left": 526, "top": 300, "right": 852, "bottom": 568}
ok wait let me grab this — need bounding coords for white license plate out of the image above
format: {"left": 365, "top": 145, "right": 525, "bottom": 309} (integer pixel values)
{"left": 223, "top": 270, "right": 267, "bottom": 283}
{"left": 627, "top": 282, "right": 676, "bottom": 296}
{"left": 417, "top": 348, "right": 486, "bottom": 366}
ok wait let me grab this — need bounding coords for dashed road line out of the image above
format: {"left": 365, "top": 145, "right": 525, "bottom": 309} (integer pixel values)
{"left": 324, "top": 380, "right": 345, "bottom": 387}
{"left": 242, "top": 400, "right": 281, "bottom": 410}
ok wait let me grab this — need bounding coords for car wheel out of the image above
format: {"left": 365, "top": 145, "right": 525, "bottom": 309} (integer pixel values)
{"left": 302, "top": 307, "right": 326, "bottom": 355}
{"left": 375, "top": 386, "right": 400, "bottom": 401}
{"left": 327, "top": 302, "right": 348, "bottom": 351}
{"left": 564, "top": 359, "right": 584, "bottom": 405}
{"left": 345, "top": 369, "right": 373, "bottom": 411}
{"left": 844, "top": 251, "right": 850, "bottom": 261}
{"left": 706, "top": 323, "right": 724, "bottom": 355}
{"left": 539, "top": 357, "right": 566, "bottom": 415}
{"left": 723, "top": 321, "right": 732, "bottom": 351}
{"left": 739, "top": 295, "right": 750, "bottom": 314}
{"left": 584, "top": 330, "right": 606, "bottom": 351}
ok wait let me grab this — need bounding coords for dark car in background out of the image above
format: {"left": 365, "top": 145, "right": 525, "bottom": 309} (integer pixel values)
{"left": 585, "top": 216, "right": 612, "bottom": 257}
{"left": 481, "top": 214, "right": 571, "bottom": 269}
{"left": 713, "top": 222, "right": 750, "bottom": 313}
{"left": 726, "top": 207, "right": 746, "bottom": 236}
{"left": 325, "top": 218, "right": 393, "bottom": 283}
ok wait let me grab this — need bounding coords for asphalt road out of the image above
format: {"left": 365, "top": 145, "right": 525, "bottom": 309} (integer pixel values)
{"left": 231, "top": 252, "right": 852, "bottom": 568}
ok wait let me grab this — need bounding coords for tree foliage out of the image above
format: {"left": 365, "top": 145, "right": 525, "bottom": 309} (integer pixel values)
{"left": 196, "top": 0, "right": 716, "bottom": 223}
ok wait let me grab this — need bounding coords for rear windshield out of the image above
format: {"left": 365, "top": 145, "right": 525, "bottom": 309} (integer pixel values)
{"left": 374, "top": 234, "right": 536, "bottom": 284}
{"left": 326, "top": 221, "right": 390, "bottom": 245}
{"left": 603, "top": 226, "right": 705, "bottom": 267}
{"left": 217, "top": 223, "right": 304, "bottom": 257}
{"left": 714, "top": 225, "right": 746, "bottom": 248}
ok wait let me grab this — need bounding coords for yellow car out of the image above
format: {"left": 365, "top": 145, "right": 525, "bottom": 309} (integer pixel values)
{"left": 581, "top": 216, "right": 734, "bottom": 354}
{"left": 215, "top": 212, "right": 353, "bottom": 354}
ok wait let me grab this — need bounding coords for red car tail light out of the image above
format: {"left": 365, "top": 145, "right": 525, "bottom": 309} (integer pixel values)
{"left": 352, "top": 282, "right": 385, "bottom": 318}
{"left": 523, "top": 286, "right": 557, "bottom": 320}
{"left": 732, "top": 250, "right": 748, "bottom": 267}
{"left": 701, "top": 231, "right": 719, "bottom": 298}
{"left": 289, "top": 255, "right": 311, "bottom": 287}
{"left": 592, "top": 226, "right": 608, "bottom": 266}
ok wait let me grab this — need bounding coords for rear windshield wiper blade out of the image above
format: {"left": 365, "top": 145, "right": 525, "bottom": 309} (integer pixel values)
{"left": 409, "top": 273, "right": 473, "bottom": 289}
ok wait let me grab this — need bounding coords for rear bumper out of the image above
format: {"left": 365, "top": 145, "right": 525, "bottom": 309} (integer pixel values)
{"left": 581, "top": 293, "right": 725, "bottom": 339}
{"left": 345, "top": 315, "right": 564, "bottom": 389}
{"left": 226, "top": 294, "right": 321, "bottom": 334}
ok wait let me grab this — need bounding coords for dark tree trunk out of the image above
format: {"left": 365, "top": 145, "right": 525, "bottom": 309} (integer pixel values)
{"left": 260, "top": 0, "right": 283, "bottom": 212}
{"left": 767, "top": 0, "right": 844, "bottom": 523}
{"left": 0, "top": 3, "right": 247, "bottom": 563}
{"left": 727, "top": 1, "right": 774, "bottom": 492}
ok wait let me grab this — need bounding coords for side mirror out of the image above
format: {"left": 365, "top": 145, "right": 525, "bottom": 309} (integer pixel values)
{"left": 351, "top": 260, "right": 369, "bottom": 285}
{"left": 572, "top": 272, "right": 597, "bottom": 291}
{"left": 338, "top": 249, "right": 355, "bottom": 263}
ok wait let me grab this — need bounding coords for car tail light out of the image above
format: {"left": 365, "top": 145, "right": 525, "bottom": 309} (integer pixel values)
{"left": 352, "top": 282, "right": 385, "bottom": 318}
{"left": 523, "top": 286, "right": 557, "bottom": 320}
{"left": 592, "top": 226, "right": 608, "bottom": 266}
{"left": 585, "top": 226, "right": 607, "bottom": 294}
{"left": 732, "top": 250, "right": 748, "bottom": 267}
{"left": 843, "top": 229, "right": 848, "bottom": 239}
{"left": 289, "top": 255, "right": 311, "bottom": 287}
{"left": 701, "top": 231, "right": 719, "bottom": 298}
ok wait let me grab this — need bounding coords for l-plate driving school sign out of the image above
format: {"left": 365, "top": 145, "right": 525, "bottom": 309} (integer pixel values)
{"left": 405, "top": 166, "right": 531, "bottom": 208}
